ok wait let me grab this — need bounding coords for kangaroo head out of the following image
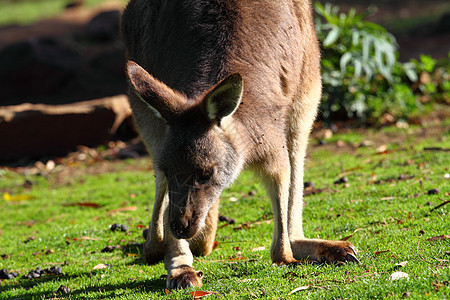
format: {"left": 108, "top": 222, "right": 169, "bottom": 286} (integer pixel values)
{"left": 127, "top": 61, "right": 243, "bottom": 239}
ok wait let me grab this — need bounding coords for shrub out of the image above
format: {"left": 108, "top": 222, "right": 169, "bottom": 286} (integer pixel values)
{"left": 315, "top": 2, "right": 449, "bottom": 124}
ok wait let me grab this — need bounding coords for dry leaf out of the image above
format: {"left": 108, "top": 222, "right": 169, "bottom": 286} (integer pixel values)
{"left": 390, "top": 271, "right": 409, "bottom": 281}
{"left": 190, "top": 291, "right": 215, "bottom": 299}
{"left": 380, "top": 197, "right": 396, "bottom": 201}
{"left": 212, "top": 241, "right": 219, "bottom": 250}
{"left": 64, "top": 202, "right": 101, "bottom": 208}
{"left": 251, "top": 246, "right": 266, "bottom": 252}
{"left": 227, "top": 256, "right": 247, "bottom": 261}
{"left": 426, "top": 235, "right": 450, "bottom": 241}
{"left": 395, "top": 261, "right": 408, "bottom": 267}
{"left": 374, "top": 250, "right": 390, "bottom": 256}
{"left": 288, "top": 286, "right": 310, "bottom": 295}
{"left": 376, "top": 145, "right": 388, "bottom": 154}
{"left": 78, "top": 236, "right": 101, "bottom": 241}
{"left": 107, "top": 206, "right": 138, "bottom": 216}
{"left": 3, "top": 193, "right": 35, "bottom": 202}
{"left": 241, "top": 278, "right": 259, "bottom": 282}
{"left": 92, "top": 263, "right": 109, "bottom": 270}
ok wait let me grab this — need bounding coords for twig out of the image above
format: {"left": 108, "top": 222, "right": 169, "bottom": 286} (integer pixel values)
{"left": 423, "top": 147, "right": 450, "bottom": 152}
{"left": 429, "top": 198, "right": 450, "bottom": 212}
{"left": 416, "top": 236, "right": 434, "bottom": 264}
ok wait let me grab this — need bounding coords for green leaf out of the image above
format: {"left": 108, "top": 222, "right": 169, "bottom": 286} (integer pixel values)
{"left": 323, "top": 26, "right": 340, "bottom": 47}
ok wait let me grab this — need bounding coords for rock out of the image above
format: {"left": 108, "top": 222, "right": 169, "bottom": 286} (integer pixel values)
{"left": 334, "top": 177, "right": 349, "bottom": 185}
{"left": 0, "top": 268, "right": 14, "bottom": 279}
{"left": 427, "top": 188, "right": 440, "bottom": 195}
{"left": 110, "top": 223, "right": 121, "bottom": 231}
{"left": 0, "top": 96, "right": 133, "bottom": 163}
{"left": 101, "top": 246, "right": 115, "bottom": 253}
{"left": 57, "top": 285, "right": 71, "bottom": 294}
{"left": 219, "top": 216, "right": 230, "bottom": 223}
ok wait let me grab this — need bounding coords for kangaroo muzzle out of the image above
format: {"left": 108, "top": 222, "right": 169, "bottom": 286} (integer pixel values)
{"left": 169, "top": 205, "right": 202, "bottom": 240}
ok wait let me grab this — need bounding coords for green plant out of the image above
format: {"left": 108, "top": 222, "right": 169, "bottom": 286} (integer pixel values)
{"left": 315, "top": 3, "right": 448, "bottom": 124}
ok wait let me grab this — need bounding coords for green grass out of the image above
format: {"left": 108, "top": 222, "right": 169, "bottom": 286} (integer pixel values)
{"left": 0, "top": 125, "right": 449, "bottom": 299}
{"left": 0, "top": 0, "right": 127, "bottom": 26}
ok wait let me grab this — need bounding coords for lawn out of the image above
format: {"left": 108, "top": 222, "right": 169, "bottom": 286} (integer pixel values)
{"left": 0, "top": 123, "right": 449, "bottom": 299}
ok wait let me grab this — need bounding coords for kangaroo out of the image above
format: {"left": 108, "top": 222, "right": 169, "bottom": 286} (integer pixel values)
{"left": 121, "top": 0, "right": 358, "bottom": 289}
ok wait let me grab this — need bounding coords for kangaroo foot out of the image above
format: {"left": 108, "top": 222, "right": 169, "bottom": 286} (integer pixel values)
{"left": 167, "top": 266, "right": 203, "bottom": 289}
{"left": 316, "top": 240, "right": 359, "bottom": 264}
{"left": 292, "top": 239, "right": 359, "bottom": 264}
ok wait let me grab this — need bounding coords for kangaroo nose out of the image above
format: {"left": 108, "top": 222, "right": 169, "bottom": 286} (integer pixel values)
{"left": 170, "top": 218, "right": 192, "bottom": 239}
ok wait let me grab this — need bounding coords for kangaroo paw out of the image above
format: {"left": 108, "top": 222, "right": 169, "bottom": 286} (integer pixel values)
{"left": 167, "top": 266, "right": 203, "bottom": 289}
{"left": 316, "top": 240, "right": 359, "bottom": 264}
{"left": 292, "top": 239, "right": 359, "bottom": 264}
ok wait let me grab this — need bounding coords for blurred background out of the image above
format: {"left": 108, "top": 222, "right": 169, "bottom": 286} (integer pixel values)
{"left": 0, "top": 0, "right": 449, "bottom": 163}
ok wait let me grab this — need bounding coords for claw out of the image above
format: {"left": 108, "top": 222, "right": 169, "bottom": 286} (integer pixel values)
{"left": 345, "top": 252, "right": 360, "bottom": 263}
{"left": 348, "top": 246, "right": 358, "bottom": 255}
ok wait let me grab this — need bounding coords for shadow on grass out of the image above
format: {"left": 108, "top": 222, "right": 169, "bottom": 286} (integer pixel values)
{"left": 121, "top": 241, "right": 154, "bottom": 266}
{"left": 0, "top": 273, "right": 165, "bottom": 299}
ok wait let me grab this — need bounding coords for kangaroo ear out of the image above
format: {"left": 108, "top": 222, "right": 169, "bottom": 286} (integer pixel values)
{"left": 126, "top": 61, "right": 186, "bottom": 120}
{"left": 205, "top": 73, "right": 243, "bottom": 123}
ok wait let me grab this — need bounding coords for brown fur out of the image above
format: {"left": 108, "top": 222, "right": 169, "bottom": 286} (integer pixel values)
{"left": 121, "top": 0, "right": 358, "bottom": 289}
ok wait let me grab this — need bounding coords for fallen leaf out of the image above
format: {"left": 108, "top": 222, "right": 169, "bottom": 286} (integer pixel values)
{"left": 395, "top": 261, "right": 408, "bottom": 267}
{"left": 251, "top": 246, "right": 266, "bottom": 252}
{"left": 228, "top": 256, "right": 247, "bottom": 261}
{"left": 218, "top": 223, "right": 229, "bottom": 229}
{"left": 229, "top": 197, "right": 238, "bottom": 202}
{"left": 390, "top": 271, "right": 409, "bottom": 281}
{"left": 380, "top": 196, "right": 396, "bottom": 201}
{"left": 64, "top": 202, "right": 101, "bottom": 208}
{"left": 426, "top": 235, "right": 450, "bottom": 241}
{"left": 340, "top": 233, "right": 355, "bottom": 241}
{"left": 3, "top": 193, "right": 35, "bottom": 202}
{"left": 107, "top": 206, "right": 138, "bottom": 216}
{"left": 212, "top": 241, "right": 219, "bottom": 250}
{"left": 164, "top": 288, "right": 170, "bottom": 295}
{"left": 78, "top": 236, "right": 101, "bottom": 241}
{"left": 92, "top": 263, "right": 109, "bottom": 270}
{"left": 288, "top": 286, "right": 310, "bottom": 295}
{"left": 126, "top": 253, "right": 138, "bottom": 257}
{"left": 240, "top": 278, "right": 259, "bottom": 282}
{"left": 376, "top": 145, "right": 388, "bottom": 154}
{"left": 374, "top": 250, "right": 390, "bottom": 256}
{"left": 190, "top": 291, "right": 215, "bottom": 299}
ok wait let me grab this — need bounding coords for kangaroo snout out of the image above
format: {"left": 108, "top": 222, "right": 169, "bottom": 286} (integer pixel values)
{"left": 168, "top": 203, "right": 199, "bottom": 240}
{"left": 169, "top": 215, "right": 196, "bottom": 240}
